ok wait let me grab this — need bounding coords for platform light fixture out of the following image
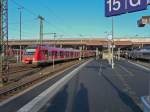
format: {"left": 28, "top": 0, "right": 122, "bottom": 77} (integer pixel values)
{"left": 137, "top": 16, "right": 150, "bottom": 27}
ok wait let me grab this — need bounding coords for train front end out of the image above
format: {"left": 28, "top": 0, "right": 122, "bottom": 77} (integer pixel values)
{"left": 140, "top": 47, "right": 150, "bottom": 60}
{"left": 22, "top": 46, "right": 37, "bottom": 64}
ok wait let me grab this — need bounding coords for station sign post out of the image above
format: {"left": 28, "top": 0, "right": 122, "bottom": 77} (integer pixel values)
{"left": 105, "top": 1, "right": 150, "bottom": 111}
{"left": 105, "top": 0, "right": 147, "bottom": 69}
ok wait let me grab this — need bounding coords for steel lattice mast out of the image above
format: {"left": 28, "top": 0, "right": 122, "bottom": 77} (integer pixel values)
{"left": 0, "top": 0, "right": 8, "bottom": 87}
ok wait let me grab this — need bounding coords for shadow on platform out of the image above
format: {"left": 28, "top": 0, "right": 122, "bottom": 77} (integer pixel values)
{"left": 46, "top": 85, "right": 69, "bottom": 112}
{"left": 102, "top": 74, "right": 142, "bottom": 112}
{"left": 73, "top": 83, "right": 90, "bottom": 112}
{"left": 45, "top": 83, "right": 89, "bottom": 112}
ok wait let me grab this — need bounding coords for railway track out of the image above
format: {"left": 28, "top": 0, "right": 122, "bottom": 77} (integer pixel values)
{"left": 0, "top": 59, "right": 86, "bottom": 102}
{"left": 0, "top": 63, "right": 36, "bottom": 74}
{"left": 3, "top": 64, "right": 42, "bottom": 82}
{"left": 9, "top": 67, "right": 42, "bottom": 82}
{"left": 9, "top": 65, "right": 38, "bottom": 74}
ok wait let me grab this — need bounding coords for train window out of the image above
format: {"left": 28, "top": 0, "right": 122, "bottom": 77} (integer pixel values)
{"left": 52, "top": 51, "right": 57, "bottom": 57}
{"left": 66, "top": 52, "right": 68, "bottom": 57}
{"left": 48, "top": 51, "right": 51, "bottom": 56}
{"left": 55, "top": 51, "right": 58, "bottom": 56}
{"left": 25, "top": 49, "right": 35, "bottom": 55}
{"left": 52, "top": 51, "right": 54, "bottom": 57}
{"left": 25, "top": 52, "right": 35, "bottom": 55}
{"left": 71, "top": 52, "right": 73, "bottom": 56}
{"left": 57, "top": 51, "right": 60, "bottom": 56}
{"left": 76, "top": 52, "right": 77, "bottom": 56}
{"left": 60, "top": 51, "right": 64, "bottom": 56}
{"left": 59, "top": 51, "right": 61, "bottom": 56}
{"left": 65, "top": 51, "right": 68, "bottom": 57}
{"left": 52, "top": 51, "right": 56, "bottom": 56}
{"left": 67, "top": 52, "right": 70, "bottom": 57}
{"left": 64, "top": 51, "right": 67, "bottom": 57}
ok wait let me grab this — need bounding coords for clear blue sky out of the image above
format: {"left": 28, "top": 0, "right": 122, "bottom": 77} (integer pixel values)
{"left": 9, "top": 0, "right": 150, "bottom": 40}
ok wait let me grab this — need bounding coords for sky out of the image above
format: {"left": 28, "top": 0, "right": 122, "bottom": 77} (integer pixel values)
{"left": 8, "top": 0, "right": 150, "bottom": 40}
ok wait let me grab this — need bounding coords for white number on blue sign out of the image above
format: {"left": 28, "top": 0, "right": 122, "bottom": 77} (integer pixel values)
{"left": 107, "top": 0, "right": 121, "bottom": 12}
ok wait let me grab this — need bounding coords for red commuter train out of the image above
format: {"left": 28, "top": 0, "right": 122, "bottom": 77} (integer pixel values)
{"left": 22, "top": 45, "right": 95, "bottom": 65}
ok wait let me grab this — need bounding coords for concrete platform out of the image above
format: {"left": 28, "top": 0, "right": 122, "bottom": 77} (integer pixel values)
{"left": 36, "top": 59, "right": 150, "bottom": 112}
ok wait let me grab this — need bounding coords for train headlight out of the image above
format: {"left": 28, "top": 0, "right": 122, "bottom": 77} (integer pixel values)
{"left": 33, "top": 58, "right": 35, "bottom": 61}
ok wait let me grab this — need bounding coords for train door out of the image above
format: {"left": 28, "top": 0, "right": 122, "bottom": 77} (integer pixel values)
{"left": 57, "top": 51, "right": 60, "bottom": 60}
{"left": 48, "top": 50, "right": 51, "bottom": 61}
{"left": 55, "top": 51, "right": 58, "bottom": 60}
{"left": 52, "top": 51, "right": 57, "bottom": 60}
{"left": 71, "top": 52, "right": 73, "bottom": 58}
{"left": 60, "top": 51, "right": 64, "bottom": 59}
{"left": 52, "top": 51, "right": 55, "bottom": 60}
{"left": 44, "top": 50, "right": 48, "bottom": 62}
{"left": 65, "top": 51, "right": 68, "bottom": 59}
{"left": 38, "top": 49, "right": 41, "bottom": 61}
{"left": 68, "top": 51, "right": 70, "bottom": 59}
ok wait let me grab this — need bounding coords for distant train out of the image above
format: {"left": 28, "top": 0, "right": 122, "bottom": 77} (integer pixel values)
{"left": 122, "top": 46, "right": 150, "bottom": 61}
{"left": 22, "top": 45, "right": 96, "bottom": 65}
{"left": 4, "top": 48, "right": 25, "bottom": 57}
{"left": 130, "top": 46, "right": 150, "bottom": 60}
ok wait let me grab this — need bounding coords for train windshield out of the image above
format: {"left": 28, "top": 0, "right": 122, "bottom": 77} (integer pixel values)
{"left": 25, "top": 49, "right": 36, "bottom": 55}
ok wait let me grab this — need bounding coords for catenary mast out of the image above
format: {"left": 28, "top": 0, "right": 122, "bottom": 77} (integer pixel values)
{"left": 0, "top": 0, "right": 9, "bottom": 87}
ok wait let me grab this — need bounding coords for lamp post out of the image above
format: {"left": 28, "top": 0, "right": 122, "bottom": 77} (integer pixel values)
{"left": 111, "top": 17, "right": 114, "bottom": 69}
{"left": 79, "top": 34, "right": 83, "bottom": 60}
{"left": 105, "top": 18, "right": 115, "bottom": 69}
{"left": 58, "top": 35, "right": 63, "bottom": 48}
{"left": 105, "top": 31, "right": 112, "bottom": 65}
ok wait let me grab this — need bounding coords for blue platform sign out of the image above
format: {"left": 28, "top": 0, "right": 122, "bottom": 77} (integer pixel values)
{"left": 127, "top": 0, "right": 147, "bottom": 13}
{"left": 105, "top": 0, "right": 147, "bottom": 17}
